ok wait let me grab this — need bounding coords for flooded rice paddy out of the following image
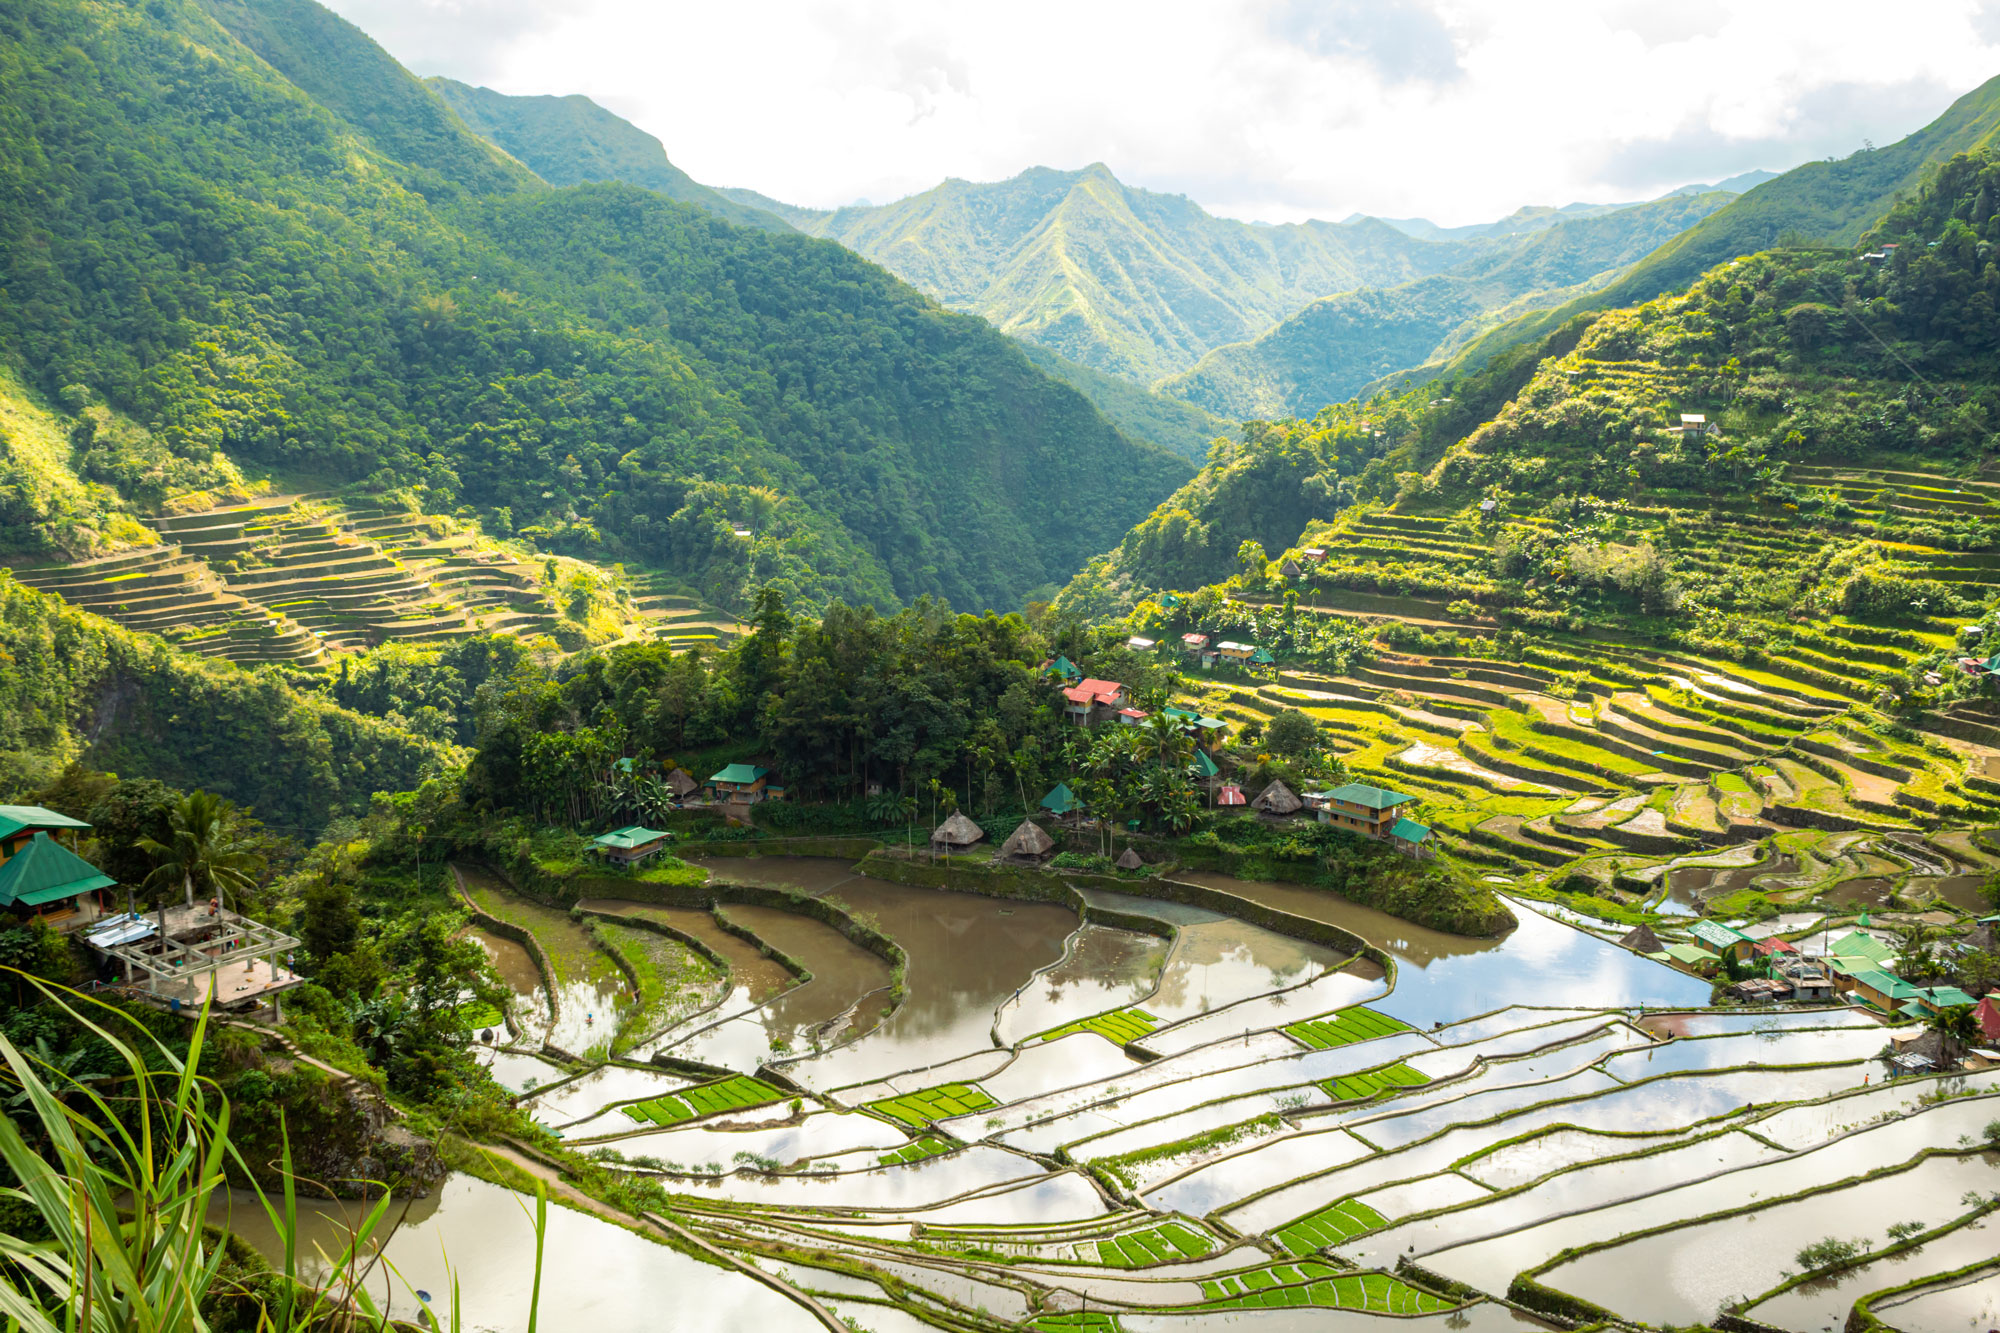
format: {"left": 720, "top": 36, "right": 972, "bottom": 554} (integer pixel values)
{"left": 259, "top": 861, "right": 1992, "bottom": 1331}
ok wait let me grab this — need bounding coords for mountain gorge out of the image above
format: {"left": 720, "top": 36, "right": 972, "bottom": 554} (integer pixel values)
{"left": 0, "top": 0, "right": 1188, "bottom": 619}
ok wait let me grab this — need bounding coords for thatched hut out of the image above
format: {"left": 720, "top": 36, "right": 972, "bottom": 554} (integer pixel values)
{"left": 1251, "top": 779, "right": 1303, "bottom": 816}
{"left": 930, "top": 811, "right": 986, "bottom": 854}
{"left": 1116, "top": 847, "right": 1144, "bottom": 871}
{"left": 1618, "top": 924, "right": 1665, "bottom": 954}
{"left": 664, "top": 768, "right": 698, "bottom": 798}
{"left": 998, "top": 819, "right": 1056, "bottom": 864}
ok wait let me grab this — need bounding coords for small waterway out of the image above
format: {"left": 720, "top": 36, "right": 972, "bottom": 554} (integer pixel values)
{"left": 455, "top": 865, "right": 629, "bottom": 1056}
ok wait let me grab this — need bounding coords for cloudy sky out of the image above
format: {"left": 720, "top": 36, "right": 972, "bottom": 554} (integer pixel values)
{"left": 324, "top": 0, "right": 2000, "bottom": 225}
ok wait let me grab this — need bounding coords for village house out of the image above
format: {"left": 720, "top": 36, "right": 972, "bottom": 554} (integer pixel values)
{"left": 1300, "top": 548, "right": 1326, "bottom": 563}
{"left": 1659, "top": 941, "right": 1721, "bottom": 974}
{"left": 1314, "top": 783, "right": 1431, "bottom": 856}
{"left": 1217, "top": 640, "right": 1256, "bottom": 665}
{"left": 1180, "top": 633, "right": 1218, "bottom": 668}
{"left": 707, "top": 763, "right": 776, "bottom": 803}
{"left": 1688, "top": 920, "right": 1755, "bottom": 963}
{"left": 592, "top": 825, "right": 671, "bottom": 867}
{"left": 1125, "top": 635, "right": 1157, "bottom": 652}
{"left": 0, "top": 805, "right": 114, "bottom": 931}
{"left": 1040, "top": 783, "right": 1084, "bottom": 820}
{"left": 1062, "top": 678, "right": 1131, "bottom": 726}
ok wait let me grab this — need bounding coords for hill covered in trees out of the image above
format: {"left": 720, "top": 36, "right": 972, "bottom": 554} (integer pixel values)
{"left": 0, "top": 0, "right": 1188, "bottom": 616}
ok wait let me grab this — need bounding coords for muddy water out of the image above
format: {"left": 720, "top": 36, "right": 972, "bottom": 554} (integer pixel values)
{"left": 996, "top": 923, "right": 1169, "bottom": 1043}
{"left": 1145, "top": 920, "right": 1346, "bottom": 1025}
{"left": 456, "top": 865, "right": 629, "bottom": 1055}
{"left": 474, "top": 1046, "right": 568, "bottom": 1094}
{"left": 583, "top": 899, "right": 794, "bottom": 1004}
{"left": 1914, "top": 874, "right": 1993, "bottom": 911}
{"left": 1141, "top": 966, "right": 1388, "bottom": 1056}
{"left": 1827, "top": 876, "right": 1893, "bottom": 908}
{"left": 1661, "top": 855, "right": 1801, "bottom": 916}
{"left": 469, "top": 926, "right": 549, "bottom": 1038}
{"left": 760, "top": 869, "right": 1077, "bottom": 1088}
{"left": 209, "top": 1174, "right": 820, "bottom": 1330}
{"left": 519, "top": 1062, "right": 692, "bottom": 1127}
{"left": 1175, "top": 877, "right": 1709, "bottom": 1024}
{"left": 1542, "top": 1152, "right": 2000, "bottom": 1326}
{"left": 669, "top": 902, "right": 893, "bottom": 1065}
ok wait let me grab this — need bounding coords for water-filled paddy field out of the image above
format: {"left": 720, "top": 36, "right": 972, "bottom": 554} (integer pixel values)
{"left": 336, "top": 860, "right": 1985, "bottom": 1332}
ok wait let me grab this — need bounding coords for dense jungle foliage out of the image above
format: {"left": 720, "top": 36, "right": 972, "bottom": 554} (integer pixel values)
{"left": 0, "top": 573, "right": 447, "bottom": 833}
{"left": 0, "top": 0, "right": 1186, "bottom": 611}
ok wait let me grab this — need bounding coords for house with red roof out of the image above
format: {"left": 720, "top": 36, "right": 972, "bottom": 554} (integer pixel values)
{"left": 1976, "top": 992, "right": 2000, "bottom": 1044}
{"left": 1061, "top": 678, "right": 1131, "bottom": 726}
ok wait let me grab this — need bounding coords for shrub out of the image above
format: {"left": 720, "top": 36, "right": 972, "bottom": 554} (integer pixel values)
{"left": 1796, "top": 1236, "right": 1870, "bottom": 1271}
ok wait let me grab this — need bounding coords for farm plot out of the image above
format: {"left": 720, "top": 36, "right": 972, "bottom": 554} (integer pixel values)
{"left": 1039, "top": 1008, "right": 1160, "bottom": 1046}
{"left": 1081, "top": 1221, "right": 1218, "bottom": 1267}
{"left": 618, "top": 1075, "right": 787, "bottom": 1127}
{"left": 868, "top": 1083, "right": 1000, "bottom": 1128}
{"left": 1285, "top": 1006, "right": 1411, "bottom": 1050}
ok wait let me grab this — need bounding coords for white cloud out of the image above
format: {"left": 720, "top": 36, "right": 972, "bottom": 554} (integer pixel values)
{"left": 324, "top": 0, "right": 2000, "bottom": 225}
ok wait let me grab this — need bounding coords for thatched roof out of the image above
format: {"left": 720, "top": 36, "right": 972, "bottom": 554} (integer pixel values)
{"left": 664, "top": 768, "right": 698, "bottom": 797}
{"left": 1251, "top": 779, "right": 1303, "bottom": 815}
{"left": 999, "top": 820, "right": 1055, "bottom": 860}
{"left": 1116, "top": 847, "right": 1144, "bottom": 870}
{"left": 930, "top": 811, "right": 986, "bottom": 847}
{"left": 1618, "top": 924, "right": 1665, "bottom": 954}
{"left": 1280, "top": 558, "right": 1302, "bottom": 578}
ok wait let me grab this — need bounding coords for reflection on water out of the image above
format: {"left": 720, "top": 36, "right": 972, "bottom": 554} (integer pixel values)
{"left": 996, "top": 923, "right": 1168, "bottom": 1043}
{"left": 210, "top": 1174, "right": 820, "bottom": 1330}
{"left": 1145, "top": 920, "right": 1346, "bottom": 1024}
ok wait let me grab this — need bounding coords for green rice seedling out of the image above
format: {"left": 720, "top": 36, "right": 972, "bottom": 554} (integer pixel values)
{"left": 1036, "top": 1008, "right": 1161, "bottom": 1046}
{"left": 1283, "top": 1006, "right": 1410, "bottom": 1050}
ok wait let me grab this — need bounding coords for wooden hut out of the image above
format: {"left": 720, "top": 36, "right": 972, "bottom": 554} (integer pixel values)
{"left": 1251, "top": 779, "right": 1303, "bottom": 816}
{"left": 1618, "top": 923, "right": 1664, "bottom": 954}
{"left": 664, "top": 768, "right": 698, "bottom": 799}
{"left": 930, "top": 811, "right": 986, "bottom": 854}
{"left": 998, "top": 819, "right": 1056, "bottom": 865}
{"left": 1115, "top": 847, "right": 1144, "bottom": 871}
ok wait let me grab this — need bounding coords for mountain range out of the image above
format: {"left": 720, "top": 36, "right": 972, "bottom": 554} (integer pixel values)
{"left": 0, "top": 0, "right": 1189, "bottom": 616}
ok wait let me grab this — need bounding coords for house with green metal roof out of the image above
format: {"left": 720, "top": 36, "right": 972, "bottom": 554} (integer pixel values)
{"left": 1846, "top": 969, "right": 1924, "bottom": 1014}
{"left": 0, "top": 832, "right": 116, "bottom": 929}
{"left": 1040, "top": 783, "right": 1083, "bottom": 817}
{"left": 1042, "top": 655, "right": 1082, "bottom": 683}
{"left": 1687, "top": 919, "right": 1755, "bottom": 962}
{"left": 593, "top": 825, "right": 672, "bottom": 867}
{"left": 1829, "top": 930, "right": 1896, "bottom": 968}
{"left": 1190, "top": 750, "right": 1219, "bottom": 780}
{"left": 1250, "top": 647, "right": 1275, "bottom": 666}
{"left": 1389, "top": 817, "right": 1433, "bottom": 857}
{"left": 1317, "top": 783, "right": 1418, "bottom": 841}
{"left": 707, "top": 764, "right": 773, "bottom": 803}
{"left": 0, "top": 805, "right": 91, "bottom": 860}
{"left": 1659, "top": 942, "right": 1721, "bottom": 973}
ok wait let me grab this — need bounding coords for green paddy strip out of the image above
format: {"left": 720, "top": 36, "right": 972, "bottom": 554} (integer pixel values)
{"left": 1037, "top": 1007, "right": 1160, "bottom": 1045}
{"left": 1321, "top": 1061, "right": 1431, "bottom": 1102}
{"left": 878, "top": 1135, "right": 954, "bottom": 1166}
{"left": 1283, "top": 1006, "right": 1410, "bottom": 1050}
{"left": 1273, "top": 1198, "right": 1389, "bottom": 1255}
{"left": 618, "top": 1074, "right": 785, "bottom": 1126}
{"left": 865, "top": 1082, "right": 999, "bottom": 1128}
{"left": 1031, "top": 1315, "right": 1120, "bottom": 1332}
{"left": 1084, "top": 1221, "right": 1217, "bottom": 1267}
{"left": 1198, "top": 1264, "right": 1452, "bottom": 1313}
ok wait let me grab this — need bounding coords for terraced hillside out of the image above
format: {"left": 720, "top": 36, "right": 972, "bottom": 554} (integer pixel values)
{"left": 455, "top": 846, "right": 1995, "bottom": 1333}
{"left": 8, "top": 495, "right": 743, "bottom": 666}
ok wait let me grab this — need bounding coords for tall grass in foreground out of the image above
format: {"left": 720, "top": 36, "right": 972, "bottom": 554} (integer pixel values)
{"left": 0, "top": 973, "right": 545, "bottom": 1331}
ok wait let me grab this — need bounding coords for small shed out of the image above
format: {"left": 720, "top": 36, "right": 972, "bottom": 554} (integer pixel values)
{"left": 1252, "top": 780, "right": 1303, "bottom": 816}
{"left": 1280, "top": 558, "right": 1302, "bottom": 578}
{"left": 593, "top": 825, "right": 671, "bottom": 867}
{"left": 664, "top": 768, "right": 699, "bottom": 798}
{"left": 1115, "top": 847, "right": 1144, "bottom": 871}
{"left": 930, "top": 811, "right": 986, "bottom": 853}
{"left": 998, "top": 820, "right": 1056, "bottom": 865}
{"left": 1618, "top": 923, "right": 1664, "bottom": 954}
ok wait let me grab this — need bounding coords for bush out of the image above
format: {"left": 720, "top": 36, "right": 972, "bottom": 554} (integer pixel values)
{"left": 1796, "top": 1236, "right": 1869, "bottom": 1271}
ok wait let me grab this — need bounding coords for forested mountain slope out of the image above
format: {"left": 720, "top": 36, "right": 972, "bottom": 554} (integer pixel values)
{"left": 1160, "top": 190, "right": 1737, "bottom": 420}
{"left": 738, "top": 163, "right": 1485, "bottom": 382}
{"left": 1434, "top": 74, "right": 2000, "bottom": 385}
{"left": 425, "top": 77, "right": 790, "bottom": 233}
{"left": 0, "top": 0, "right": 1186, "bottom": 617}
{"left": 1063, "top": 148, "right": 2000, "bottom": 624}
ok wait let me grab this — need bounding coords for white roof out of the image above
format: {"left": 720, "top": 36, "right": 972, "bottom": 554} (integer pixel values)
{"left": 1126, "top": 636, "right": 1156, "bottom": 649}
{"left": 86, "top": 913, "right": 159, "bottom": 949}
{"left": 1218, "top": 641, "right": 1252, "bottom": 651}
{"left": 1680, "top": 414, "right": 1706, "bottom": 424}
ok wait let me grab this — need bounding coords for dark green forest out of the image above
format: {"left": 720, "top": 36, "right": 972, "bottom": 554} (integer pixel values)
{"left": 0, "top": 0, "right": 1187, "bottom": 612}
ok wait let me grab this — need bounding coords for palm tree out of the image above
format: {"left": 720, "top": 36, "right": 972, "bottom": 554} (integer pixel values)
{"left": 1926, "top": 1003, "right": 1980, "bottom": 1064}
{"left": 138, "top": 791, "right": 259, "bottom": 943}
{"left": 1893, "top": 921, "right": 1944, "bottom": 981}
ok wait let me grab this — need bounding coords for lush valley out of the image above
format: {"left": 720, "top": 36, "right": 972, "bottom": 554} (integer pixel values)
{"left": 6, "top": 9, "right": 2000, "bottom": 1333}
